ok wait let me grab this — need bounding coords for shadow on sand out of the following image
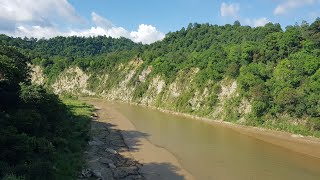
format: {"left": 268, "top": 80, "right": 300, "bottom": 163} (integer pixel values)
{"left": 87, "top": 119, "right": 186, "bottom": 180}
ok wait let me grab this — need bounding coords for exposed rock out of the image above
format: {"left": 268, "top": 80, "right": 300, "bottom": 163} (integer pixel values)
{"left": 89, "top": 140, "right": 104, "bottom": 146}
{"left": 104, "top": 70, "right": 135, "bottom": 101}
{"left": 111, "top": 139, "right": 127, "bottom": 147}
{"left": 105, "top": 148, "right": 118, "bottom": 154}
{"left": 162, "top": 68, "right": 200, "bottom": 104}
{"left": 122, "top": 175, "right": 144, "bottom": 180}
{"left": 108, "top": 163, "right": 117, "bottom": 169}
{"left": 212, "top": 79, "right": 238, "bottom": 119}
{"left": 99, "top": 158, "right": 114, "bottom": 165}
{"left": 113, "top": 166, "right": 139, "bottom": 179}
{"left": 218, "top": 80, "right": 237, "bottom": 100}
{"left": 141, "top": 75, "right": 166, "bottom": 105}
{"left": 169, "top": 82, "right": 181, "bottom": 97}
{"left": 80, "top": 168, "right": 92, "bottom": 178}
{"left": 238, "top": 99, "right": 252, "bottom": 115}
{"left": 82, "top": 110, "right": 144, "bottom": 180}
{"left": 138, "top": 66, "right": 152, "bottom": 82}
{"left": 92, "top": 170, "right": 103, "bottom": 178}
{"left": 188, "top": 87, "right": 209, "bottom": 111}
{"left": 51, "top": 67, "right": 95, "bottom": 96}
{"left": 30, "top": 65, "right": 45, "bottom": 85}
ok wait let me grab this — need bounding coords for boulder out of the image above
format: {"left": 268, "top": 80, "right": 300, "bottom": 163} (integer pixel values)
{"left": 105, "top": 148, "right": 117, "bottom": 154}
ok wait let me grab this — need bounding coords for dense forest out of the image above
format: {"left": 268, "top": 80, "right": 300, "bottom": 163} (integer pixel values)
{"left": 0, "top": 18, "right": 320, "bottom": 178}
{"left": 140, "top": 20, "right": 320, "bottom": 132}
{"left": 0, "top": 45, "right": 93, "bottom": 179}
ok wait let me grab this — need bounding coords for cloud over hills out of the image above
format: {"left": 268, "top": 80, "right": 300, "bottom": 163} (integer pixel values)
{"left": 220, "top": 2, "right": 270, "bottom": 27}
{"left": 0, "top": 0, "right": 164, "bottom": 44}
{"left": 220, "top": 3, "right": 240, "bottom": 18}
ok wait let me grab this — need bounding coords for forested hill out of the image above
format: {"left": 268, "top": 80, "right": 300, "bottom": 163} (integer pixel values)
{"left": 0, "top": 35, "right": 141, "bottom": 58}
{"left": 2, "top": 19, "right": 320, "bottom": 138}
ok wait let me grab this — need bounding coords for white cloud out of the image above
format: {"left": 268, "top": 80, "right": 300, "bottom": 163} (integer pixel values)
{"left": 0, "top": 0, "right": 83, "bottom": 25}
{"left": 6, "top": 12, "right": 164, "bottom": 44}
{"left": 220, "top": 2, "right": 240, "bottom": 18}
{"left": 69, "top": 26, "right": 130, "bottom": 39}
{"left": 274, "top": 0, "right": 318, "bottom": 15}
{"left": 0, "top": 1, "right": 164, "bottom": 44}
{"left": 219, "top": 2, "right": 270, "bottom": 28}
{"left": 91, "top": 12, "right": 114, "bottom": 29}
{"left": 68, "top": 13, "right": 164, "bottom": 44}
{"left": 244, "top": 17, "right": 270, "bottom": 27}
{"left": 130, "top": 24, "right": 165, "bottom": 44}
{"left": 13, "top": 25, "right": 66, "bottom": 38}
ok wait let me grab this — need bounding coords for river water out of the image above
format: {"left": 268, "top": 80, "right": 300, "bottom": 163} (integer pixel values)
{"left": 110, "top": 102, "right": 320, "bottom": 180}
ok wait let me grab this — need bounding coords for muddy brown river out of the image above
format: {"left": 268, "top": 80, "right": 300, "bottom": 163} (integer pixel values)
{"left": 92, "top": 100, "right": 320, "bottom": 180}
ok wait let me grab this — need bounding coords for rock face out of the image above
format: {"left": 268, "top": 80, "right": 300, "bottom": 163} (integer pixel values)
{"left": 138, "top": 66, "right": 152, "bottom": 83}
{"left": 140, "top": 75, "right": 166, "bottom": 105}
{"left": 30, "top": 65, "right": 46, "bottom": 85}
{"left": 79, "top": 114, "right": 144, "bottom": 180}
{"left": 30, "top": 59, "right": 252, "bottom": 122}
{"left": 52, "top": 67, "right": 96, "bottom": 96}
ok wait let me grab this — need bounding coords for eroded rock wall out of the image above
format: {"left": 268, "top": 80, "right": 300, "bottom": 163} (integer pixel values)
{"left": 30, "top": 59, "right": 252, "bottom": 122}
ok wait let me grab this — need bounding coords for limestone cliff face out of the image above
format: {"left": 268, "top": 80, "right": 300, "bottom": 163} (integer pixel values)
{"left": 52, "top": 67, "right": 96, "bottom": 96}
{"left": 30, "top": 59, "right": 252, "bottom": 123}
{"left": 30, "top": 65, "right": 46, "bottom": 85}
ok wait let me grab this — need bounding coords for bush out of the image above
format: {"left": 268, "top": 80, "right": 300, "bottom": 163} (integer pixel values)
{"left": 252, "top": 101, "right": 268, "bottom": 117}
{"left": 308, "top": 118, "right": 320, "bottom": 131}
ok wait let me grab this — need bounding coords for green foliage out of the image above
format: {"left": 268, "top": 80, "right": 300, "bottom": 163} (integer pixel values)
{"left": 133, "top": 82, "right": 149, "bottom": 100}
{"left": 307, "top": 18, "right": 320, "bottom": 48}
{"left": 0, "top": 46, "right": 30, "bottom": 110}
{"left": 2, "top": 174, "right": 25, "bottom": 180}
{"left": 224, "top": 96, "right": 242, "bottom": 122}
{"left": 0, "top": 46, "right": 92, "bottom": 179}
{"left": 0, "top": 35, "right": 140, "bottom": 58}
{"left": 175, "top": 91, "right": 194, "bottom": 112}
{"left": 251, "top": 101, "right": 268, "bottom": 117}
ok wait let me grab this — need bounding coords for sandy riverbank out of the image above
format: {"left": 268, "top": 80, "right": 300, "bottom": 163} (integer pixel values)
{"left": 85, "top": 99, "right": 194, "bottom": 180}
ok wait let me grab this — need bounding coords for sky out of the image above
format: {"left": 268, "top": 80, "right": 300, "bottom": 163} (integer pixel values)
{"left": 0, "top": 0, "right": 319, "bottom": 44}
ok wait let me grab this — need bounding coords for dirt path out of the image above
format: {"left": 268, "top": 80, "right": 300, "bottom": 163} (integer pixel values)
{"left": 81, "top": 99, "right": 194, "bottom": 180}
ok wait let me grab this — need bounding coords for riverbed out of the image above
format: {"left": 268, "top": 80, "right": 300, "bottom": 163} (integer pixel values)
{"left": 85, "top": 99, "right": 320, "bottom": 180}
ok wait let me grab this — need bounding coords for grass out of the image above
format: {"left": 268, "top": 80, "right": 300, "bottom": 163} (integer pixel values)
{"left": 52, "top": 97, "right": 94, "bottom": 179}
{"left": 63, "top": 98, "right": 95, "bottom": 117}
{"left": 262, "top": 120, "right": 320, "bottom": 138}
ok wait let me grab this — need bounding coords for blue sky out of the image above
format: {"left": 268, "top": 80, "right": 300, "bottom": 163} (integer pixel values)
{"left": 0, "top": 0, "right": 319, "bottom": 44}
{"left": 68, "top": 0, "right": 320, "bottom": 32}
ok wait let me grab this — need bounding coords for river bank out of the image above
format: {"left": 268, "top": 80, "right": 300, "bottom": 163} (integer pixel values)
{"left": 83, "top": 99, "right": 194, "bottom": 180}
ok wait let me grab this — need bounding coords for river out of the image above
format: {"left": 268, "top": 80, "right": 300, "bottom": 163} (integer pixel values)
{"left": 88, "top": 99, "right": 320, "bottom": 180}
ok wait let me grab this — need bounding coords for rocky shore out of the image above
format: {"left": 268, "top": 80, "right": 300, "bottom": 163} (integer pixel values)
{"left": 79, "top": 113, "right": 145, "bottom": 180}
